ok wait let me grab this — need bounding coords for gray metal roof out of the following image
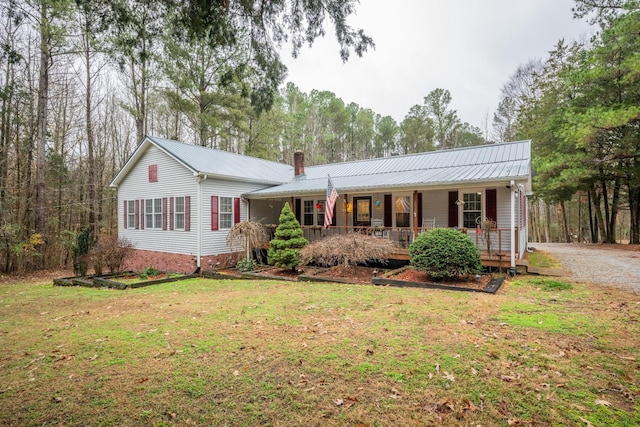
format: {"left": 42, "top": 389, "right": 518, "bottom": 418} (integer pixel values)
{"left": 245, "top": 140, "right": 532, "bottom": 198}
{"left": 110, "top": 136, "right": 293, "bottom": 187}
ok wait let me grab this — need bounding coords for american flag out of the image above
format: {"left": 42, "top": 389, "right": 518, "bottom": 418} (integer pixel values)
{"left": 324, "top": 175, "right": 339, "bottom": 228}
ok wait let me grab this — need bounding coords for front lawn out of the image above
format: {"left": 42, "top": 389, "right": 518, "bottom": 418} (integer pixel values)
{"left": 0, "top": 276, "right": 638, "bottom": 426}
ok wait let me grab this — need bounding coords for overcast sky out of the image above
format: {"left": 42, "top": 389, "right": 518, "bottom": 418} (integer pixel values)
{"left": 280, "top": 0, "right": 594, "bottom": 132}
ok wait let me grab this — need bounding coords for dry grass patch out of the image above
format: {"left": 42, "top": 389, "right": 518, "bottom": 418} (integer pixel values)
{"left": 0, "top": 276, "right": 638, "bottom": 426}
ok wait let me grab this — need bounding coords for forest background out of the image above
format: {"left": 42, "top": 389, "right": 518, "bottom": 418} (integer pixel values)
{"left": 0, "top": 0, "right": 638, "bottom": 273}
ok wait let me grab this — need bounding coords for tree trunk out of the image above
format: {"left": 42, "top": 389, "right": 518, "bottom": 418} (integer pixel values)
{"left": 83, "top": 22, "right": 96, "bottom": 234}
{"left": 629, "top": 185, "right": 640, "bottom": 244}
{"left": 35, "top": 4, "right": 50, "bottom": 268}
{"left": 605, "top": 177, "right": 620, "bottom": 243}
{"left": 544, "top": 202, "right": 551, "bottom": 243}
{"left": 559, "top": 201, "right": 571, "bottom": 243}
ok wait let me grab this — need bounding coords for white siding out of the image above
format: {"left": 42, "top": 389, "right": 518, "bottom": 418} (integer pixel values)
{"left": 117, "top": 145, "right": 199, "bottom": 255}
{"left": 199, "top": 178, "right": 271, "bottom": 256}
{"left": 423, "top": 190, "right": 449, "bottom": 228}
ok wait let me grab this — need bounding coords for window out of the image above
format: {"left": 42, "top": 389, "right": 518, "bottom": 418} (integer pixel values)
{"left": 175, "top": 196, "right": 185, "bottom": 230}
{"left": 219, "top": 197, "right": 233, "bottom": 229}
{"left": 303, "top": 200, "right": 314, "bottom": 226}
{"left": 395, "top": 196, "right": 410, "bottom": 227}
{"left": 316, "top": 200, "right": 325, "bottom": 226}
{"left": 127, "top": 200, "right": 135, "bottom": 228}
{"left": 145, "top": 198, "right": 162, "bottom": 229}
{"left": 463, "top": 192, "right": 482, "bottom": 228}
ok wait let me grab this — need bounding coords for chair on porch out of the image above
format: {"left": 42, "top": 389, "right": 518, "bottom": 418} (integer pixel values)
{"left": 421, "top": 217, "right": 436, "bottom": 232}
{"left": 371, "top": 219, "right": 387, "bottom": 238}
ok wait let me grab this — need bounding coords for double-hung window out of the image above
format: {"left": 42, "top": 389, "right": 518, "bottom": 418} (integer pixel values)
{"left": 303, "top": 200, "right": 314, "bottom": 226}
{"left": 174, "top": 196, "right": 185, "bottom": 230}
{"left": 463, "top": 192, "right": 482, "bottom": 228}
{"left": 219, "top": 197, "right": 233, "bottom": 229}
{"left": 145, "top": 198, "right": 163, "bottom": 229}
{"left": 127, "top": 200, "right": 135, "bottom": 228}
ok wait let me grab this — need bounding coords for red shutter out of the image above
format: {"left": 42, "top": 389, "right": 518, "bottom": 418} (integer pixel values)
{"left": 135, "top": 200, "right": 140, "bottom": 229}
{"left": 486, "top": 189, "right": 497, "bottom": 223}
{"left": 234, "top": 197, "right": 240, "bottom": 224}
{"left": 383, "top": 194, "right": 392, "bottom": 228}
{"left": 211, "top": 196, "right": 218, "bottom": 230}
{"left": 148, "top": 164, "right": 157, "bottom": 182}
{"left": 139, "top": 200, "right": 145, "bottom": 229}
{"left": 185, "top": 196, "right": 191, "bottom": 232}
{"left": 169, "top": 197, "right": 174, "bottom": 231}
{"left": 162, "top": 197, "right": 167, "bottom": 230}
{"left": 448, "top": 191, "right": 458, "bottom": 228}
{"left": 123, "top": 200, "right": 128, "bottom": 229}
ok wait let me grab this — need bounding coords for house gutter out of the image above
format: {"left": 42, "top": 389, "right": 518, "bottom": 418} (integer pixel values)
{"left": 510, "top": 180, "right": 516, "bottom": 276}
{"left": 195, "top": 172, "right": 208, "bottom": 269}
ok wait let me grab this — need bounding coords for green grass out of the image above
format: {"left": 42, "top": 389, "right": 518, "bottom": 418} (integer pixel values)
{"left": 0, "top": 275, "right": 638, "bottom": 426}
{"left": 527, "top": 250, "right": 561, "bottom": 268}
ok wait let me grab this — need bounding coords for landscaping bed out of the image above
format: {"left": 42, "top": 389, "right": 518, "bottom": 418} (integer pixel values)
{"left": 206, "top": 264, "right": 503, "bottom": 293}
{"left": 53, "top": 271, "right": 196, "bottom": 289}
{"left": 373, "top": 265, "right": 503, "bottom": 293}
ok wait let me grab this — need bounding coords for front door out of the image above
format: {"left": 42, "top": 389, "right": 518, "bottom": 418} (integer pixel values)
{"left": 353, "top": 197, "right": 371, "bottom": 227}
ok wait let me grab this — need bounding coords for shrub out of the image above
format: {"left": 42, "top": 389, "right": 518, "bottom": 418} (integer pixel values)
{"left": 140, "top": 266, "right": 160, "bottom": 279}
{"left": 71, "top": 227, "right": 93, "bottom": 277}
{"left": 409, "top": 228, "right": 482, "bottom": 280}
{"left": 300, "top": 233, "right": 396, "bottom": 272}
{"left": 227, "top": 221, "right": 265, "bottom": 264}
{"left": 267, "top": 202, "right": 307, "bottom": 270}
{"left": 236, "top": 258, "right": 257, "bottom": 272}
{"left": 88, "top": 235, "right": 134, "bottom": 274}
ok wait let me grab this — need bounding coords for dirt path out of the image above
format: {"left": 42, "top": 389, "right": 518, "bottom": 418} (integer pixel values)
{"left": 532, "top": 243, "right": 640, "bottom": 293}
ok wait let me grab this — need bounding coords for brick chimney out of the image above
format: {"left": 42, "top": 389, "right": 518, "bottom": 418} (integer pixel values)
{"left": 294, "top": 149, "right": 305, "bottom": 176}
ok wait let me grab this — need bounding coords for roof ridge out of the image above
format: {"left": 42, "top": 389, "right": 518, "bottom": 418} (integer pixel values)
{"left": 304, "top": 140, "right": 531, "bottom": 171}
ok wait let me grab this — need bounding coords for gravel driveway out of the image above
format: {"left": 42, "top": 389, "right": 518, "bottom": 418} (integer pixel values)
{"left": 531, "top": 243, "right": 640, "bottom": 293}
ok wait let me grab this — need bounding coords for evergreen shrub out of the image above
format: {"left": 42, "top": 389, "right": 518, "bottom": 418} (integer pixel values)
{"left": 267, "top": 203, "right": 308, "bottom": 269}
{"left": 409, "top": 228, "right": 482, "bottom": 280}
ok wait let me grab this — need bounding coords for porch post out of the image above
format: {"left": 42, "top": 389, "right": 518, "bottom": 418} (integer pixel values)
{"left": 510, "top": 180, "right": 516, "bottom": 276}
{"left": 413, "top": 191, "right": 419, "bottom": 237}
{"left": 344, "top": 194, "right": 349, "bottom": 233}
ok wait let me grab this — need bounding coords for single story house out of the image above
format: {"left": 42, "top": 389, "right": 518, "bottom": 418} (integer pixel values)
{"left": 110, "top": 136, "right": 532, "bottom": 274}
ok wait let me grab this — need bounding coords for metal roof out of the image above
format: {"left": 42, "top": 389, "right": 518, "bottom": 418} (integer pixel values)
{"left": 245, "top": 140, "right": 532, "bottom": 198}
{"left": 110, "top": 136, "right": 293, "bottom": 187}
{"left": 110, "top": 136, "right": 532, "bottom": 196}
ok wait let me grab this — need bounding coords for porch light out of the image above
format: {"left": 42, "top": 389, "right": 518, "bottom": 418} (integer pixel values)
{"left": 346, "top": 201, "right": 353, "bottom": 213}
{"left": 455, "top": 199, "right": 465, "bottom": 206}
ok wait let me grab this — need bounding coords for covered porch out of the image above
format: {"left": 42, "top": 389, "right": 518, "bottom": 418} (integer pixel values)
{"left": 250, "top": 185, "right": 529, "bottom": 273}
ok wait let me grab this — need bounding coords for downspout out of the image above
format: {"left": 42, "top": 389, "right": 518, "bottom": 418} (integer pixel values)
{"left": 510, "top": 180, "right": 516, "bottom": 276}
{"left": 195, "top": 172, "right": 208, "bottom": 270}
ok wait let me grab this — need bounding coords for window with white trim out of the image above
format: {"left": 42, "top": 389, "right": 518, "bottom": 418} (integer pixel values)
{"left": 463, "top": 192, "right": 482, "bottom": 228}
{"left": 303, "top": 200, "right": 314, "bottom": 226}
{"left": 127, "top": 200, "right": 135, "bottom": 227}
{"left": 395, "top": 196, "right": 410, "bottom": 227}
{"left": 175, "top": 196, "right": 185, "bottom": 230}
{"left": 219, "top": 197, "right": 233, "bottom": 229}
{"left": 145, "top": 198, "right": 163, "bottom": 229}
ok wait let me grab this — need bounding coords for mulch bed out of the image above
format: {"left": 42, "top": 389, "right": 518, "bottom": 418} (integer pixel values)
{"left": 373, "top": 266, "right": 503, "bottom": 293}
{"left": 209, "top": 265, "right": 503, "bottom": 293}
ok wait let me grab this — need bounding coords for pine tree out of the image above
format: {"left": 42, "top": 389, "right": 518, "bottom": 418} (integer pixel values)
{"left": 267, "top": 203, "right": 307, "bottom": 270}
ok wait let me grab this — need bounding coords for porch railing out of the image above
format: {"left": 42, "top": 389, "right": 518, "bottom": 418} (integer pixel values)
{"left": 263, "top": 225, "right": 518, "bottom": 255}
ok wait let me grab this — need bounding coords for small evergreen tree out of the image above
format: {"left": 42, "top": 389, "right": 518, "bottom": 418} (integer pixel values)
{"left": 268, "top": 203, "right": 307, "bottom": 269}
{"left": 409, "top": 228, "right": 482, "bottom": 280}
